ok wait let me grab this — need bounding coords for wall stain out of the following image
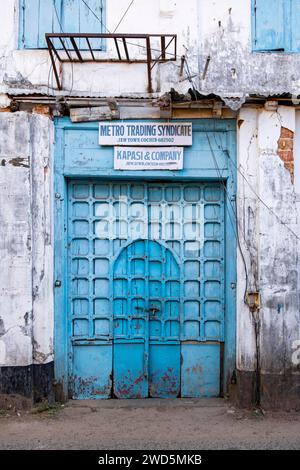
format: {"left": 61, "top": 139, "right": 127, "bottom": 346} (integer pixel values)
{"left": 3, "top": 72, "right": 33, "bottom": 89}
{"left": 0, "top": 317, "right": 5, "bottom": 336}
{"left": 8, "top": 157, "right": 29, "bottom": 168}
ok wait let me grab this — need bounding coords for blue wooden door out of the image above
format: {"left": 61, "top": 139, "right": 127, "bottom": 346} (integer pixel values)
{"left": 68, "top": 181, "right": 224, "bottom": 398}
{"left": 113, "top": 239, "right": 181, "bottom": 398}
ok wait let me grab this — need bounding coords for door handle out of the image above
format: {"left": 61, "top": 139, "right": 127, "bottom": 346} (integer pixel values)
{"left": 146, "top": 307, "right": 160, "bottom": 313}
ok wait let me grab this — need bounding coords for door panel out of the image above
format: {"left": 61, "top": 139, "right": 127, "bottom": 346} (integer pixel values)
{"left": 181, "top": 343, "right": 220, "bottom": 398}
{"left": 113, "top": 239, "right": 181, "bottom": 398}
{"left": 67, "top": 181, "right": 225, "bottom": 398}
{"left": 149, "top": 344, "right": 181, "bottom": 397}
{"left": 72, "top": 344, "right": 112, "bottom": 399}
{"left": 113, "top": 342, "right": 148, "bottom": 398}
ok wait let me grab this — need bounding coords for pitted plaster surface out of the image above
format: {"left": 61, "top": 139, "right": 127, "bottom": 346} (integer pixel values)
{"left": 1, "top": 1, "right": 300, "bottom": 105}
{"left": 237, "top": 106, "right": 300, "bottom": 374}
{"left": 0, "top": 112, "right": 54, "bottom": 367}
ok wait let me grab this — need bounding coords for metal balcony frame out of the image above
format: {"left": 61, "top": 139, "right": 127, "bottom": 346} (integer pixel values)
{"left": 45, "top": 33, "right": 177, "bottom": 93}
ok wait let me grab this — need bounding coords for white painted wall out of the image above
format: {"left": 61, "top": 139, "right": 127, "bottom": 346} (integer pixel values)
{"left": 31, "top": 115, "right": 54, "bottom": 365}
{"left": 1, "top": 1, "right": 300, "bottom": 101}
{"left": 0, "top": 112, "right": 54, "bottom": 367}
{"left": 0, "top": 0, "right": 198, "bottom": 97}
{"left": 293, "top": 110, "right": 300, "bottom": 345}
{"left": 0, "top": 113, "right": 33, "bottom": 367}
{"left": 237, "top": 106, "right": 300, "bottom": 374}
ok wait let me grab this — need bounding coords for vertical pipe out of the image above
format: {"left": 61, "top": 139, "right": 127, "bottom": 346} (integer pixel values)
{"left": 146, "top": 37, "right": 153, "bottom": 93}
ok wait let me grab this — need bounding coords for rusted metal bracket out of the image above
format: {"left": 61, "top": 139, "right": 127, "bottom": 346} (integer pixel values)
{"left": 46, "top": 33, "right": 177, "bottom": 93}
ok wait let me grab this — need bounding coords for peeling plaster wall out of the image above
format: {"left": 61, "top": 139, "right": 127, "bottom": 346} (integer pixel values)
{"left": 1, "top": 1, "right": 300, "bottom": 100}
{"left": 30, "top": 115, "right": 54, "bottom": 366}
{"left": 0, "top": 112, "right": 54, "bottom": 368}
{"left": 170, "top": 0, "right": 300, "bottom": 104}
{"left": 195, "top": 1, "right": 300, "bottom": 101}
{"left": 237, "top": 106, "right": 300, "bottom": 406}
{"left": 295, "top": 112, "right": 300, "bottom": 293}
{"left": 0, "top": 0, "right": 198, "bottom": 96}
{"left": 0, "top": 113, "right": 33, "bottom": 367}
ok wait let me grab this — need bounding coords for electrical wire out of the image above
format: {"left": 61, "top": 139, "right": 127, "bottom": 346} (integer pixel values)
{"left": 53, "top": 0, "right": 74, "bottom": 95}
{"left": 184, "top": 59, "right": 197, "bottom": 90}
{"left": 206, "top": 133, "right": 249, "bottom": 304}
{"left": 208, "top": 132, "right": 262, "bottom": 406}
{"left": 219, "top": 143, "right": 300, "bottom": 243}
{"left": 211, "top": 135, "right": 257, "bottom": 257}
{"left": 46, "top": 1, "right": 199, "bottom": 103}
{"left": 113, "top": 0, "right": 135, "bottom": 33}
{"left": 48, "top": 1, "right": 204, "bottom": 98}
{"left": 79, "top": 0, "right": 196, "bottom": 66}
{"left": 80, "top": 0, "right": 111, "bottom": 33}
{"left": 78, "top": 0, "right": 204, "bottom": 87}
{"left": 79, "top": 0, "right": 204, "bottom": 91}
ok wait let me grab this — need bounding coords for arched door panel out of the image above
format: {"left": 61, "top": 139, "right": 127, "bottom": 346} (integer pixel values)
{"left": 113, "top": 240, "right": 181, "bottom": 398}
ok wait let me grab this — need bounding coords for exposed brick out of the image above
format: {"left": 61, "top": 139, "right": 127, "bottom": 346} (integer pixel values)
{"left": 277, "top": 138, "right": 293, "bottom": 151}
{"left": 284, "top": 161, "right": 294, "bottom": 170}
{"left": 277, "top": 127, "right": 294, "bottom": 184}
{"left": 32, "top": 104, "right": 51, "bottom": 116}
{"left": 278, "top": 149, "right": 294, "bottom": 162}
{"left": 280, "top": 127, "right": 294, "bottom": 139}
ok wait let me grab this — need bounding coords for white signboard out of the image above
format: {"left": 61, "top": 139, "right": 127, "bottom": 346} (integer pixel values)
{"left": 114, "top": 147, "right": 184, "bottom": 170}
{"left": 99, "top": 122, "right": 192, "bottom": 146}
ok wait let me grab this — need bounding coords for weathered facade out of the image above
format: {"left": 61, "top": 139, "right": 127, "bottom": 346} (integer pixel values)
{"left": 0, "top": 0, "right": 299, "bottom": 409}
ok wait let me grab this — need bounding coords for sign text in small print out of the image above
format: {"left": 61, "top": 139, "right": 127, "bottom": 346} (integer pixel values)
{"left": 114, "top": 147, "right": 184, "bottom": 170}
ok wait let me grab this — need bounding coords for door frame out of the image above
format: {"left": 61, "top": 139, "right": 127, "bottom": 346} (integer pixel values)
{"left": 54, "top": 118, "right": 237, "bottom": 399}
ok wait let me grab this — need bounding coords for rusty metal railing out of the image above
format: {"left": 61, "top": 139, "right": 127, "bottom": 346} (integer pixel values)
{"left": 45, "top": 33, "right": 177, "bottom": 93}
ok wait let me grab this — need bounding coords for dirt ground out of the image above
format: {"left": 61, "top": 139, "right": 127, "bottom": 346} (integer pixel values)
{"left": 0, "top": 398, "right": 300, "bottom": 450}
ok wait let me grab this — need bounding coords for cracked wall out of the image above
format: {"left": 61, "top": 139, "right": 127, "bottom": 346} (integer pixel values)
{"left": 0, "top": 0, "right": 198, "bottom": 97}
{"left": 236, "top": 105, "right": 300, "bottom": 407}
{"left": 0, "top": 112, "right": 54, "bottom": 368}
{"left": 195, "top": 1, "right": 300, "bottom": 103}
{"left": 2, "top": 1, "right": 300, "bottom": 101}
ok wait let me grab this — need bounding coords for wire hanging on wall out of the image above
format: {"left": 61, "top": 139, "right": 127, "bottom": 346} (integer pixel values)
{"left": 206, "top": 133, "right": 250, "bottom": 304}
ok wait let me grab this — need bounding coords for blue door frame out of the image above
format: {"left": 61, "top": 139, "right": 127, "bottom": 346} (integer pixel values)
{"left": 54, "top": 118, "right": 237, "bottom": 399}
